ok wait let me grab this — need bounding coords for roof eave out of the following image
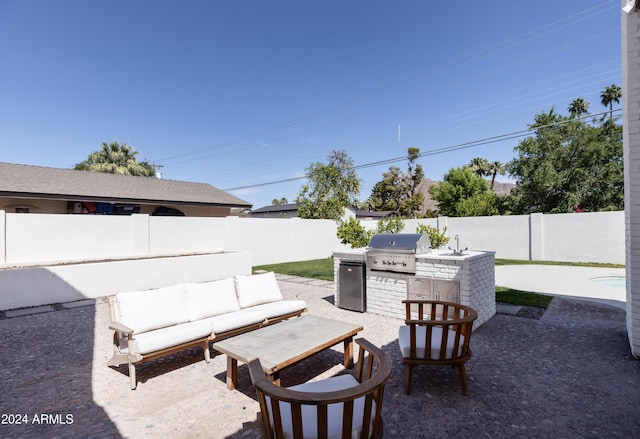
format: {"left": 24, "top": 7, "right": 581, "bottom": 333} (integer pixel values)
{"left": 0, "top": 192, "right": 252, "bottom": 209}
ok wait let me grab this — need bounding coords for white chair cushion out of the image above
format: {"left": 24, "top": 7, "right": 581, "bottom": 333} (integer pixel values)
{"left": 245, "top": 300, "right": 306, "bottom": 319}
{"left": 234, "top": 272, "right": 284, "bottom": 308}
{"left": 124, "top": 320, "right": 214, "bottom": 355}
{"left": 184, "top": 278, "right": 240, "bottom": 321}
{"left": 208, "top": 310, "right": 268, "bottom": 334}
{"left": 117, "top": 284, "right": 189, "bottom": 333}
{"left": 266, "top": 374, "right": 376, "bottom": 439}
{"left": 398, "top": 326, "right": 464, "bottom": 360}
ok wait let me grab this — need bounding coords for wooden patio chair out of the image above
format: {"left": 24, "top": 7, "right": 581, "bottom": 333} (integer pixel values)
{"left": 399, "top": 300, "right": 478, "bottom": 395}
{"left": 248, "top": 338, "right": 392, "bottom": 439}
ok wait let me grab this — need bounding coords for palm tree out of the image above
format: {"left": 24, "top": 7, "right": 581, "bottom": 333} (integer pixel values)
{"left": 567, "top": 98, "right": 589, "bottom": 118}
{"left": 487, "top": 160, "right": 506, "bottom": 190}
{"left": 600, "top": 84, "right": 622, "bottom": 119}
{"left": 75, "top": 141, "right": 156, "bottom": 177}
{"left": 467, "top": 157, "right": 490, "bottom": 178}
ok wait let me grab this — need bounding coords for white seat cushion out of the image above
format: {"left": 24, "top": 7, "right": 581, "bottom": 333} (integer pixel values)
{"left": 245, "top": 300, "right": 306, "bottom": 319}
{"left": 117, "top": 284, "right": 189, "bottom": 333}
{"left": 266, "top": 374, "right": 376, "bottom": 439}
{"left": 234, "top": 272, "right": 284, "bottom": 308}
{"left": 398, "top": 326, "right": 464, "bottom": 360}
{"left": 208, "top": 310, "right": 268, "bottom": 334}
{"left": 123, "top": 320, "right": 214, "bottom": 355}
{"left": 184, "top": 278, "right": 240, "bottom": 321}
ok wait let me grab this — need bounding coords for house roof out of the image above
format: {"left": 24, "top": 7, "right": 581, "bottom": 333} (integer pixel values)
{"left": 352, "top": 209, "right": 392, "bottom": 218}
{"left": 0, "top": 162, "right": 252, "bottom": 208}
{"left": 250, "top": 203, "right": 298, "bottom": 214}
{"left": 250, "top": 204, "right": 392, "bottom": 218}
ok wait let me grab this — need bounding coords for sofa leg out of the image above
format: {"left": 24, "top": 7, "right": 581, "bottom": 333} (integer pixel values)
{"left": 129, "top": 362, "right": 137, "bottom": 390}
{"left": 203, "top": 341, "right": 211, "bottom": 363}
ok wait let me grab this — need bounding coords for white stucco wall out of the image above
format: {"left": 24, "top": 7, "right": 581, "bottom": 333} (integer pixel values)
{"left": 0, "top": 251, "right": 252, "bottom": 310}
{"left": 0, "top": 211, "right": 625, "bottom": 269}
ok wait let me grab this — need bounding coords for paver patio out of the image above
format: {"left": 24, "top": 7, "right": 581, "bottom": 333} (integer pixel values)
{"left": 0, "top": 273, "right": 638, "bottom": 438}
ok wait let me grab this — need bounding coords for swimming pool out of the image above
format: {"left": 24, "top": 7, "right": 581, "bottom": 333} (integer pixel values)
{"left": 590, "top": 276, "right": 626, "bottom": 289}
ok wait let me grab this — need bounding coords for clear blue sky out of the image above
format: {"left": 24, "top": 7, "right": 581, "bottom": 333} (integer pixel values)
{"left": 0, "top": 0, "right": 622, "bottom": 209}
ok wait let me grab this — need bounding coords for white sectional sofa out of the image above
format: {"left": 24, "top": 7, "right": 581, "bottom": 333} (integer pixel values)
{"left": 107, "top": 271, "right": 306, "bottom": 389}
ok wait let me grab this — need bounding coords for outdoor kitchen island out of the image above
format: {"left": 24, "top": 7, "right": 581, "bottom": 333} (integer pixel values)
{"left": 334, "top": 235, "right": 496, "bottom": 330}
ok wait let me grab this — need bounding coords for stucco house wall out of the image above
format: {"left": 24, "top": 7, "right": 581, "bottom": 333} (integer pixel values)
{"left": 622, "top": 0, "right": 640, "bottom": 357}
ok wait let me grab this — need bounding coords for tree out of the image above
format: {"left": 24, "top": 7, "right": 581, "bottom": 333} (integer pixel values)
{"left": 487, "top": 160, "right": 505, "bottom": 190}
{"left": 505, "top": 108, "right": 623, "bottom": 214}
{"left": 295, "top": 150, "right": 360, "bottom": 220}
{"left": 428, "top": 167, "right": 498, "bottom": 217}
{"left": 356, "top": 197, "right": 376, "bottom": 211}
{"left": 271, "top": 198, "right": 288, "bottom": 205}
{"left": 400, "top": 147, "right": 425, "bottom": 217}
{"left": 600, "top": 84, "right": 622, "bottom": 119}
{"left": 370, "top": 147, "right": 424, "bottom": 217}
{"left": 74, "top": 141, "right": 155, "bottom": 177}
{"left": 467, "top": 157, "right": 490, "bottom": 177}
{"left": 568, "top": 98, "right": 589, "bottom": 118}
{"left": 370, "top": 166, "right": 402, "bottom": 213}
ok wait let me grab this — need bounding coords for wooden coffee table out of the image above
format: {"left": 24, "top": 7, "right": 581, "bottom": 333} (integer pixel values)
{"left": 211, "top": 315, "right": 363, "bottom": 390}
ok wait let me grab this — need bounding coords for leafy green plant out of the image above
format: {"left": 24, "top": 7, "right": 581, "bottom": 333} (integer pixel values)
{"left": 375, "top": 216, "right": 405, "bottom": 234}
{"left": 336, "top": 216, "right": 406, "bottom": 249}
{"left": 336, "top": 217, "right": 375, "bottom": 248}
{"left": 416, "top": 224, "right": 450, "bottom": 248}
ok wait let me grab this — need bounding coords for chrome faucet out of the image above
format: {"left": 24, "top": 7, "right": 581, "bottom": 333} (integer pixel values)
{"left": 448, "top": 235, "right": 468, "bottom": 255}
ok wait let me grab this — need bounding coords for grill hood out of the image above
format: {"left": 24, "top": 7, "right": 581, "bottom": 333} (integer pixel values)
{"left": 368, "top": 233, "right": 431, "bottom": 254}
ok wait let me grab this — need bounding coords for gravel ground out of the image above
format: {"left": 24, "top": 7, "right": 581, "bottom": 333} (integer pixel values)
{"left": 0, "top": 276, "right": 638, "bottom": 439}
{"left": 497, "top": 302, "right": 547, "bottom": 320}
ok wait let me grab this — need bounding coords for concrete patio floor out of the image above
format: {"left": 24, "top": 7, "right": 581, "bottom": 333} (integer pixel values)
{"left": 0, "top": 267, "right": 638, "bottom": 438}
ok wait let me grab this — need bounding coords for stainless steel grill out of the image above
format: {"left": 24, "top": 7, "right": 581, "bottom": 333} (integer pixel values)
{"left": 366, "top": 233, "right": 431, "bottom": 274}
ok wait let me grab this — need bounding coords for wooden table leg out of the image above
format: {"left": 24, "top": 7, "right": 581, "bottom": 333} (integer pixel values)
{"left": 268, "top": 371, "right": 281, "bottom": 386}
{"left": 343, "top": 336, "right": 354, "bottom": 368}
{"left": 226, "top": 356, "right": 238, "bottom": 390}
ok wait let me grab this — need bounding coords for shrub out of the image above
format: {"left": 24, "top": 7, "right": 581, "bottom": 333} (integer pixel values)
{"left": 336, "top": 216, "right": 405, "bottom": 249}
{"left": 416, "top": 224, "right": 450, "bottom": 248}
{"left": 375, "top": 217, "right": 405, "bottom": 234}
{"left": 337, "top": 217, "right": 375, "bottom": 248}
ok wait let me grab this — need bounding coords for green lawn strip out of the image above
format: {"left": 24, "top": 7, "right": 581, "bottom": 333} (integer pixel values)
{"left": 255, "top": 258, "right": 555, "bottom": 308}
{"left": 495, "top": 259, "right": 624, "bottom": 269}
{"left": 253, "top": 258, "right": 335, "bottom": 281}
{"left": 495, "top": 286, "right": 552, "bottom": 308}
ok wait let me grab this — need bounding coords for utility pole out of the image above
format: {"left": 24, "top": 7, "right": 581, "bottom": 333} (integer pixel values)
{"left": 151, "top": 163, "right": 164, "bottom": 178}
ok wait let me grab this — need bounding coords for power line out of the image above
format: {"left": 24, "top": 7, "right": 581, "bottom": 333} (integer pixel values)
{"left": 222, "top": 109, "right": 621, "bottom": 191}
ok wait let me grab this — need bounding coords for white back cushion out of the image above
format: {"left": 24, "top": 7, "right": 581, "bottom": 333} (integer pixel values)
{"left": 117, "top": 284, "right": 189, "bottom": 333}
{"left": 234, "top": 272, "right": 283, "bottom": 308}
{"left": 266, "top": 374, "right": 375, "bottom": 439}
{"left": 398, "top": 326, "right": 464, "bottom": 360}
{"left": 184, "top": 278, "right": 240, "bottom": 320}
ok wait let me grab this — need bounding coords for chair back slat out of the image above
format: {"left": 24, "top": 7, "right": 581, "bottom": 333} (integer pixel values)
{"left": 341, "top": 400, "right": 355, "bottom": 438}
{"left": 291, "top": 403, "right": 304, "bottom": 439}
{"left": 270, "top": 397, "right": 284, "bottom": 439}
{"left": 317, "top": 406, "right": 328, "bottom": 439}
{"left": 361, "top": 394, "right": 374, "bottom": 439}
